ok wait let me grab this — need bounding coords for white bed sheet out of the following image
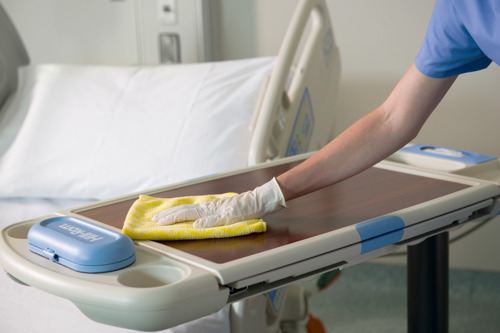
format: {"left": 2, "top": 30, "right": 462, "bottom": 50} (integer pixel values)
{"left": 0, "top": 198, "right": 92, "bottom": 227}
{"left": 0, "top": 57, "right": 275, "bottom": 200}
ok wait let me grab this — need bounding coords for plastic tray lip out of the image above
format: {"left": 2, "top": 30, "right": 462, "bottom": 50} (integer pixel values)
{"left": 27, "top": 216, "right": 136, "bottom": 273}
{"left": 0, "top": 221, "right": 229, "bottom": 306}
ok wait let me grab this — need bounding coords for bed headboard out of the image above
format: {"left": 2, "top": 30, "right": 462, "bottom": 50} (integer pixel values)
{"left": 248, "top": 0, "right": 340, "bottom": 165}
{"left": 0, "top": 3, "right": 29, "bottom": 110}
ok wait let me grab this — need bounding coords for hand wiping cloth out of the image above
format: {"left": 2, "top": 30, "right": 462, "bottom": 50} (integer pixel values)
{"left": 122, "top": 194, "right": 267, "bottom": 240}
{"left": 122, "top": 178, "right": 286, "bottom": 240}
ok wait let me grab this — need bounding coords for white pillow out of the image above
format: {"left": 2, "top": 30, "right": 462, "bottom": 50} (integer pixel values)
{"left": 0, "top": 57, "right": 275, "bottom": 200}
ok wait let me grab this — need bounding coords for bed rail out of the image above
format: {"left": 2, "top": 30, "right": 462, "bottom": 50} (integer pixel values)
{"left": 248, "top": 0, "right": 340, "bottom": 165}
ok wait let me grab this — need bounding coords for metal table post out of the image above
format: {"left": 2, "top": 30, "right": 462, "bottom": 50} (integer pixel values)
{"left": 407, "top": 232, "right": 449, "bottom": 333}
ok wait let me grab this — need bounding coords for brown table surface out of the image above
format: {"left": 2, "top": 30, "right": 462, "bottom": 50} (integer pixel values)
{"left": 77, "top": 160, "right": 468, "bottom": 264}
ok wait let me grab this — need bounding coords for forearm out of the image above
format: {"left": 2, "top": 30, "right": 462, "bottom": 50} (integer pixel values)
{"left": 153, "top": 66, "right": 457, "bottom": 227}
{"left": 277, "top": 106, "right": 410, "bottom": 200}
{"left": 276, "top": 63, "right": 457, "bottom": 201}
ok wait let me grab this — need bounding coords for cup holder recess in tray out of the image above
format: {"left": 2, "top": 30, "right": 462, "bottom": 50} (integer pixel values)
{"left": 117, "top": 265, "right": 185, "bottom": 288}
{"left": 6, "top": 222, "right": 32, "bottom": 239}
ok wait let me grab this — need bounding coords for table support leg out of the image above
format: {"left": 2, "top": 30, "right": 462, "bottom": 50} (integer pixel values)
{"left": 407, "top": 232, "right": 449, "bottom": 333}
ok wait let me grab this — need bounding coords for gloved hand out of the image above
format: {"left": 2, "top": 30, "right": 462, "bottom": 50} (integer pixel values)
{"left": 152, "top": 178, "right": 286, "bottom": 228}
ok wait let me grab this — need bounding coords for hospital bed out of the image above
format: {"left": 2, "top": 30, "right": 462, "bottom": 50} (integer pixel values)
{"left": 1, "top": 1, "right": 500, "bottom": 333}
{"left": 0, "top": 0, "right": 340, "bottom": 332}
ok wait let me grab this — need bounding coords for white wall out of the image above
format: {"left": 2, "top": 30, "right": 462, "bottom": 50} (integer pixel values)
{"left": 0, "top": 0, "right": 140, "bottom": 64}
{"left": 216, "top": 0, "right": 500, "bottom": 272}
{"left": 0, "top": 0, "right": 213, "bottom": 65}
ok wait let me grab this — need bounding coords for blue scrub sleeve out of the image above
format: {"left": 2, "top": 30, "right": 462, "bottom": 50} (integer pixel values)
{"left": 415, "top": 0, "right": 492, "bottom": 78}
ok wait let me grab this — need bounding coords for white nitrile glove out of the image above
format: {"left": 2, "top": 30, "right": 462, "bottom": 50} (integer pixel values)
{"left": 152, "top": 178, "right": 286, "bottom": 228}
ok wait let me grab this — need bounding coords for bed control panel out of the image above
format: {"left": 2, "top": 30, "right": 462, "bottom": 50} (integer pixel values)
{"left": 285, "top": 88, "right": 315, "bottom": 157}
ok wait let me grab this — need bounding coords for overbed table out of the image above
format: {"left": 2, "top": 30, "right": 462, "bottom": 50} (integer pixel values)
{"left": 75, "top": 157, "right": 493, "bottom": 333}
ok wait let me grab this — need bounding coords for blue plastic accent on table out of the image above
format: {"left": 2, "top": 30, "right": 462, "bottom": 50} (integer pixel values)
{"left": 28, "top": 216, "right": 136, "bottom": 273}
{"left": 400, "top": 144, "right": 497, "bottom": 164}
{"left": 267, "top": 289, "right": 281, "bottom": 314}
{"left": 356, "top": 216, "right": 405, "bottom": 254}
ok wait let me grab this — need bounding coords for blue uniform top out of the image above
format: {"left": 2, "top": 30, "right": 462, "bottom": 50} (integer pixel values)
{"left": 415, "top": 0, "right": 500, "bottom": 78}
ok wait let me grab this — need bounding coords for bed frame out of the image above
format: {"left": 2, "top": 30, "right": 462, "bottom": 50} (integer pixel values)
{"left": 248, "top": 0, "right": 340, "bottom": 164}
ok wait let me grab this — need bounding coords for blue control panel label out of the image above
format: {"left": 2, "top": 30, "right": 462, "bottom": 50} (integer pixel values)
{"left": 53, "top": 222, "right": 105, "bottom": 243}
{"left": 286, "top": 88, "right": 315, "bottom": 157}
{"left": 356, "top": 216, "right": 405, "bottom": 254}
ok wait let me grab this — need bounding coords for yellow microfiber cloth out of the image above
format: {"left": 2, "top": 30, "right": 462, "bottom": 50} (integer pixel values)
{"left": 122, "top": 194, "right": 267, "bottom": 240}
